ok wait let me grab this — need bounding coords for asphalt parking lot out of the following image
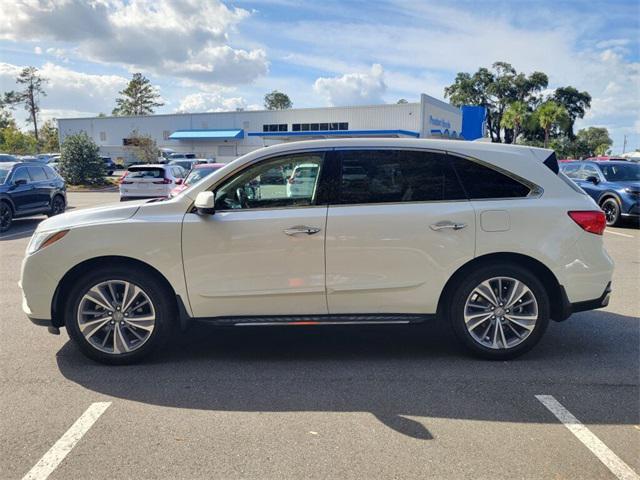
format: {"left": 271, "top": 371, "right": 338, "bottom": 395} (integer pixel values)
{"left": 1, "top": 192, "right": 638, "bottom": 480}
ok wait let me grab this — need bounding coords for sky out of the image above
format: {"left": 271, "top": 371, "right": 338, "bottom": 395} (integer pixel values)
{"left": 0, "top": 0, "right": 638, "bottom": 151}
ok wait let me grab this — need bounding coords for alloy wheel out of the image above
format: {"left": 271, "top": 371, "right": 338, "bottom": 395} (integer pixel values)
{"left": 602, "top": 201, "right": 618, "bottom": 225}
{"left": 463, "top": 277, "right": 538, "bottom": 350}
{"left": 77, "top": 280, "right": 156, "bottom": 354}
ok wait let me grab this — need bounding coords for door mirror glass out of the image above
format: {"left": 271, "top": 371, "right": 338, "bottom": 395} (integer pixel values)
{"left": 586, "top": 175, "right": 600, "bottom": 185}
{"left": 194, "top": 191, "right": 215, "bottom": 215}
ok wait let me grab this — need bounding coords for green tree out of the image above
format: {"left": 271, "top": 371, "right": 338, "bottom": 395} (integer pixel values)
{"left": 0, "top": 124, "right": 37, "bottom": 154}
{"left": 264, "top": 90, "right": 292, "bottom": 110}
{"left": 397, "top": 98, "right": 409, "bottom": 104}
{"left": 39, "top": 119, "right": 59, "bottom": 152}
{"left": 124, "top": 130, "right": 158, "bottom": 163}
{"left": 552, "top": 87, "right": 591, "bottom": 138}
{"left": 59, "top": 132, "right": 106, "bottom": 185}
{"left": 535, "top": 101, "right": 570, "bottom": 148}
{"left": 445, "top": 62, "right": 548, "bottom": 143}
{"left": 112, "top": 73, "right": 163, "bottom": 116}
{"left": 500, "top": 101, "right": 529, "bottom": 144}
{"left": 3, "top": 67, "right": 47, "bottom": 143}
{"left": 573, "top": 127, "right": 613, "bottom": 158}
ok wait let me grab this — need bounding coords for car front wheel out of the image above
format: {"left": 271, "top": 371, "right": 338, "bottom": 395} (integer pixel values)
{"left": 65, "top": 266, "right": 174, "bottom": 364}
{"left": 601, "top": 197, "right": 621, "bottom": 226}
{"left": 449, "top": 264, "right": 550, "bottom": 360}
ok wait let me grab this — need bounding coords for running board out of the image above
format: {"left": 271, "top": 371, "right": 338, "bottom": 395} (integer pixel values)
{"left": 193, "top": 314, "right": 433, "bottom": 327}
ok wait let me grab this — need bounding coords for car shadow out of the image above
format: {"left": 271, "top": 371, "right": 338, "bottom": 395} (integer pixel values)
{"left": 56, "top": 311, "right": 639, "bottom": 440}
{"left": 0, "top": 218, "right": 42, "bottom": 241}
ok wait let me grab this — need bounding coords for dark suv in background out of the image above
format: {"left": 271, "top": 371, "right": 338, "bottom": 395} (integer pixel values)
{"left": 560, "top": 160, "right": 640, "bottom": 226}
{"left": 0, "top": 162, "right": 67, "bottom": 233}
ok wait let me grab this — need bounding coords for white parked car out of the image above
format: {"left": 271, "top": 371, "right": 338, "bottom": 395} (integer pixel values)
{"left": 286, "top": 162, "right": 320, "bottom": 198}
{"left": 21, "top": 139, "right": 613, "bottom": 364}
{"left": 119, "top": 164, "right": 185, "bottom": 201}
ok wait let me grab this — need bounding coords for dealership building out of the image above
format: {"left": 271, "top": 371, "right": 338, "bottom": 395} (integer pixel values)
{"left": 57, "top": 93, "right": 485, "bottom": 165}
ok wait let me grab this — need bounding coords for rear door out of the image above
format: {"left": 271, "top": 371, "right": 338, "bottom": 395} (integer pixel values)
{"left": 27, "top": 166, "right": 51, "bottom": 208}
{"left": 324, "top": 149, "right": 476, "bottom": 315}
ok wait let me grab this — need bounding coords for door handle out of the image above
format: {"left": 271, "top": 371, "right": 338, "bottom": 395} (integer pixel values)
{"left": 430, "top": 221, "right": 467, "bottom": 231}
{"left": 284, "top": 225, "right": 322, "bottom": 236}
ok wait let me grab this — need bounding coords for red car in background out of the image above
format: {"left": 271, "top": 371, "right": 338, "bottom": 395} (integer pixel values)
{"left": 170, "top": 163, "right": 225, "bottom": 196}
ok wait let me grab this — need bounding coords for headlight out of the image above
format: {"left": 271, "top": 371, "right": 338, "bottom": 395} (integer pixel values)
{"left": 624, "top": 188, "right": 640, "bottom": 196}
{"left": 27, "top": 229, "right": 69, "bottom": 255}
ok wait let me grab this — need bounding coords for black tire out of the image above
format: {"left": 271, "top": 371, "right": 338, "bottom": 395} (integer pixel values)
{"left": 601, "top": 197, "right": 621, "bottom": 227}
{"left": 65, "top": 265, "right": 175, "bottom": 365}
{"left": 120, "top": 196, "right": 128, "bottom": 202}
{"left": 448, "top": 263, "right": 550, "bottom": 360}
{"left": 48, "top": 195, "right": 66, "bottom": 217}
{"left": 0, "top": 201, "right": 13, "bottom": 233}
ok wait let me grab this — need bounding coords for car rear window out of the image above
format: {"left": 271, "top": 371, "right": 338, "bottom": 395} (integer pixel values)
{"left": 448, "top": 155, "right": 531, "bottom": 199}
{"left": 127, "top": 167, "right": 165, "bottom": 179}
{"left": 27, "top": 166, "right": 47, "bottom": 181}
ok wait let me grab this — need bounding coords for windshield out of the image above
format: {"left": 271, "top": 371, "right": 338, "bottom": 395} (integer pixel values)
{"left": 599, "top": 163, "right": 640, "bottom": 181}
{"left": 0, "top": 166, "right": 10, "bottom": 183}
{"left": 185, "top": 166, "right": 221, "bottom": 185}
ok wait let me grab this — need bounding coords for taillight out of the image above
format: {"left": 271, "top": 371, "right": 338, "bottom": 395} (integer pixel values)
{"left": 568, "top": 211, "right": 606, "bottom": 235}
{"left": 152, "top": 178, "right": 172, "bottom": 184}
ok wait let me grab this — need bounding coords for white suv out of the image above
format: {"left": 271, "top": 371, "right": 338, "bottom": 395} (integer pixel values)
{"left": 119, "top": 164, "right": 185, "bottom": 200}
{"left": 20, "top": 139, "right": 614, "bottom": 364}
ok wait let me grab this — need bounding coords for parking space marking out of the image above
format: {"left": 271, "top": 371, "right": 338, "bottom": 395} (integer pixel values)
{"left": 536, "top": 395, "right": 639, "bottom": 480}
{"left": 0, "top": 229, "right": 36, "bottom": 240}
{"left": 22, "top": 402, "right": 111, "bottom": 480}
{"left": 606, "top": 230, "right": 635, "bottom": 238}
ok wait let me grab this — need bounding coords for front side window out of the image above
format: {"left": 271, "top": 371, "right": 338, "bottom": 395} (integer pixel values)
{"left": 12, "top": 167, "right": 31, "bottom": 184}
{"left": 334, "top": 150, "right": 466, "bottom": 205}
{"left": 215, "top": 153, "right": 325, "bottom": 210}
{"left": 448, "top": 155, "right": 531, "bottom": 199}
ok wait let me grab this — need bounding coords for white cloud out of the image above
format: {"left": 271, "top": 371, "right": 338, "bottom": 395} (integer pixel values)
{"left": 176, "top": 92, "right": 248, "bottom": 113}
{"left": 314, "top": 64, "right": 387, "bottom": 106}
{"left": 1, "top": 0, "right": 268, "bottom": 85}
{"left": 34, "top": 46, "right": 42, "bottom": 55}
{"left": 0, "top": 62, "right": 128, "bottom": 123}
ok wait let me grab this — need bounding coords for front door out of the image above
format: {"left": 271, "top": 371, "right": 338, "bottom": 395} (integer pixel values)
{"left": 9, "top": 166, "right": 37, "bottom": 212}
{"left": 325, "top": 149, "right": 476, "bottom": 315}
{"left": 182, "top": 151, "right": 330, "bottom": 318}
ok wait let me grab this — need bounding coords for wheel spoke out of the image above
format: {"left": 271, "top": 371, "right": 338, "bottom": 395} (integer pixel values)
{"left": 86, "top": 287, "right": 113, "bottom": 311}
{"left": 505, "top": 280, "right": 527, "bottom": 309}
{"left": 81, "top": 317, "right": 111, "bottom": 339}
{"left": 504, "top": 314, "right": 536, "bottom": 331}
{"left": 476, "top": 281, "right": 500, "bottom": 307}
{"left": 465, "top": 312, "right": 493, "bottom": 331}
{"left": 122, "top": 284, "right": 142, "bottom": 313}
{"left": 498, "top": 320, "right": 508, "bottom": 348}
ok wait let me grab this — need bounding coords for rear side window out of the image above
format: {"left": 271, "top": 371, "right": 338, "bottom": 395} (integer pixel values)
{"left": 334, "top": 150, "right": 466, "bottom": 205}
{"left": 43, "top": 166, "right": 58, "bottom": 179}
{"left": 27, "top": 166, "right": 47, "bottom": 181}
{"left": 127, "top": 167, "right": 164, "bottom": 179}
{"left": 448, "top": 155, "right": 531, "bottom": 199}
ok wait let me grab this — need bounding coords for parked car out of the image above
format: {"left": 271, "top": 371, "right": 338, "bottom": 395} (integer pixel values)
{"left": 36, "top": 153, "right": 60, "bottom": 163}
{"left": 560, "top": 160, "right": 639, "bottom": 226}
{"left": 286, "top": 163, "right": 320, "bottom": 197}
{"left": 168, "top": 158, "right": 207, "bottom": 171}
{"left": 170, "top": 163, "right": 225, "bottom": 196}
{"left": 0, "top": 154, "right": 18, "bottom": 163}
{"left": 21, "top": 139, "right": 613, "bottom": 364}
{"left": 168, "top": 153, "right": 196, "bottom": 160}
{"left": 101, "top": 157, "right": 117, "bottom": 175}
{"left": 0, "top": 162, "right": 66, "bottom": 232}
{"left": 119, "top": 164, "right": 185, "bottom": 201}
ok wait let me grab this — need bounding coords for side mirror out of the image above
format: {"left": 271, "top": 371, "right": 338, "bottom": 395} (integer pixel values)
{"left": 13, "top": 178, "right": 27, "bottom": 186}
{"left": 194, "top": 191, "right": 215, "bottom": 215}
{"left": 175, "top": 178, "right": 183, "bottom": 185}
{"left": 586, "top": 175, "right": 600, "bottom": 185}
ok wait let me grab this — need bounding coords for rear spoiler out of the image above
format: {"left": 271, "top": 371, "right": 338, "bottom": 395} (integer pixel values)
{"left": 543, "top": 151, "right": 559, "bottom": 174}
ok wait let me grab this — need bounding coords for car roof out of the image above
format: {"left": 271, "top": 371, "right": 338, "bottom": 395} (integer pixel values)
{"left": 193, "top": 163, "right": 225, "bottom": 168}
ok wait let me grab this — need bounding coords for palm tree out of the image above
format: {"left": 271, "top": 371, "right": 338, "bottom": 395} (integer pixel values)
{"left": 500, "top": 101, "right": 528, "bottom": 144}
{"left": 536, "top": 101, "right": 569, "bottom": 148}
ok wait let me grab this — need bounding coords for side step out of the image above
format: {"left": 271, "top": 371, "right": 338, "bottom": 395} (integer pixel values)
{"left": 194, "top": 314, "right": 433, "bottom": 327}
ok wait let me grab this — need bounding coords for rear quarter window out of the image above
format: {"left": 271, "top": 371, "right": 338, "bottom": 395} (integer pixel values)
{"left": 448, "top": 155, "right": 531, "bottom": 199}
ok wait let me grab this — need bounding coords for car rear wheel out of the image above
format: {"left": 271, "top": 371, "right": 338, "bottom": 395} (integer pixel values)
{"left": 449, "top": 264, "right": 550, "bottom": 360}
{"left": 0, "top": 201, "right": 12, "bottom": 233}
{"left": 601, "top": 197, "right": 621, "bottom": 226}
{"left": 65, "top": 266, "right": 174, "bottom": 364}
{"left": 48, "top": 195, "right": 66, "bottom": 217}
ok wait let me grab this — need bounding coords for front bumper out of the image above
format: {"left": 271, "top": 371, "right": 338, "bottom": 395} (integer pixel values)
{"left": 554, "top": 282, "right": 612, "bottom": 322}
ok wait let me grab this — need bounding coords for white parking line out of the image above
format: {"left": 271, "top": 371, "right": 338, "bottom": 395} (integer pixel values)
{"left": 536, "top": 395, "right": 639, "bottom": 480}
{"left": 0, "top": 229, "right": 35, "bottom": 240}
{"left": 22, "top": 402, "right": 111, "bottom": 480}
{"left": 606, "top": 230, "right": 635, "bottom": 238}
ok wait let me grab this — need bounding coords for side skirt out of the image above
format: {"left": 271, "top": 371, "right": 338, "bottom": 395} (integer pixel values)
{"left": 193, "top": 314, "right": 434, "bottom": 327}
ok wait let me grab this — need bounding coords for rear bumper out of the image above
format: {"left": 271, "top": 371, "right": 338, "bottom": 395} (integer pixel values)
{"left": 554, "top": 282, "right": 612, "bottom": 322}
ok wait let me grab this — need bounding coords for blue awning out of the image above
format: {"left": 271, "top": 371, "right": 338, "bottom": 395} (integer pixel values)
{"left": 248, "top": 129, "right": 420, "bottom": 138}
{"left": 169, "top": 129, "right": 244, "bottom": 140}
